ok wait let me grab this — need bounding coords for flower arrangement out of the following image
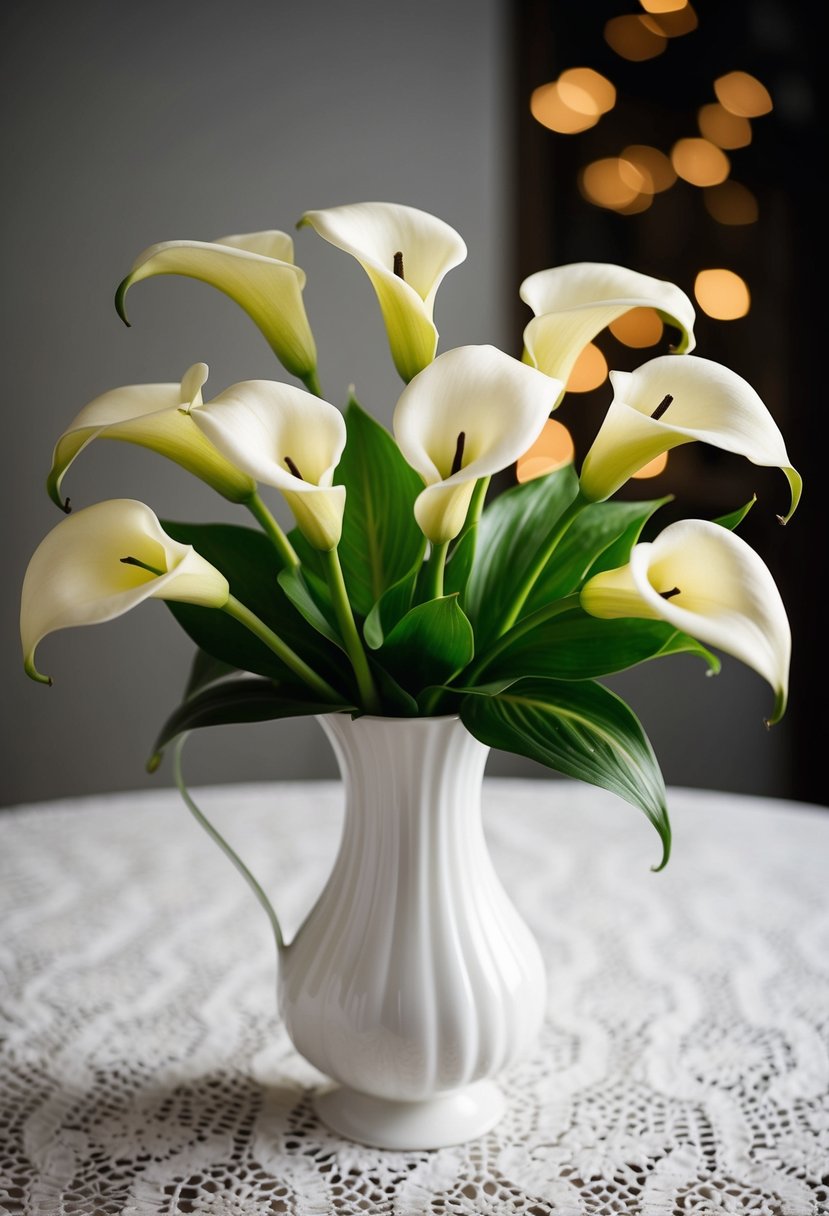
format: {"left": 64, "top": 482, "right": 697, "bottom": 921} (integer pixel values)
{"left": 20, "top": 202, "right": 800, "bottom": 870}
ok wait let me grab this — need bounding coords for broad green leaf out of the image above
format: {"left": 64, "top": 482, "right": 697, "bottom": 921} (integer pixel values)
{"left": 444, "top": 524, "right": 478, "bottom": 604}
{"left": 477, "top": 610, "right": 720, "bottom": 683}
{"left": 150, "top": 677, "right": 347, "bottom": 766}
{"left": 714, "top": 495, "right": 757, "bottom": 531}
{"left": 162, "top": 520, "right": 350, "bottom": 689}
{"left": 460, "top": 677, "right": 670, "bottom": 869}
{"left": 378, "top": 594, "right": 475, "bottom": 695}
{"left": 524, "top": 496, "right": 670, "bottom": 614}
{"left": 334, "top": 398, "right": 426, "bottom": 615}
{"left": 277, "top": 567, "right": 343, "bottom": 649}
{"left": 464, "top": 466, "right": 579, "bottom": 649}
{"left": 184, "top": 648, "right": 236, "bottom": 699}
{"left": 369, "top": 660, "right": 420, "bottom": 716}
{"left": 363, "top": 566, "right": 419, "bottom": 650}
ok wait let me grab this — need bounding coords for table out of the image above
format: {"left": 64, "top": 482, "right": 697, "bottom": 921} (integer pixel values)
{"left": 1, "top": 778, "right": 828, "bottom": 1215}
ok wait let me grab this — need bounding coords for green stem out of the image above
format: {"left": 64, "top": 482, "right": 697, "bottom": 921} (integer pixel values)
{"left": 423, "top": 540, "right": 449, "bottom": 600}
{"left": 223, "top": 594, "right": 342, "bottom": 702}
{"left": 323, "top": 548, "right": 382, "bottom": 713}
{"left": 245, "top": 493, "right": 300, "bottom": 569}
{"left": 301, "top": 368, "right": 324, "bottom": 398}
{"left": 496, "top": 493, "right": 588, "bottom": 636}
{"left": 463, "top": 594, "right": 582, "bottom": 686}
{"left": 463, "top": 476, "right": 490, "bottom": 534}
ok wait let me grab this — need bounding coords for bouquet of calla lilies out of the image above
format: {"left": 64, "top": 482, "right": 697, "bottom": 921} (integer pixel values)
{"left": 21, "top": 202, "right": 801, "bottom": 869}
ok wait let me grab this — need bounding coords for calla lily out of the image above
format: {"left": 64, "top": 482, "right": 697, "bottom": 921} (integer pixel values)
{"left": 191, "top": 381, "right": 347, "bottom": 551}
{"left": 21, "top": 499, "right": 229, "bottom": 685}
{"left": 393, "top": 345, "right": 561, "bottom": 544}
{"left": 116, "top": 232, "right": 319, "bottom": 388}
{"left": 299, "top": 202, "right": 467, "bottom": 383}
{"left": 579, "top": 354, "right": 802, "bottom": 522}
{"left": 47, "top": 363, "right": 256, "bottom": 510}
{"left": 520, "top": 263, "right": 696, "bottom": 394}
{"left": 580, "top": 518, "right": 791, "bottom": 723}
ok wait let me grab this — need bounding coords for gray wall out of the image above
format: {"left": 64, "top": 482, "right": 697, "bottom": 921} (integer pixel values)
{"left": 2, "top": 0, "right": 790, "bottom": 807}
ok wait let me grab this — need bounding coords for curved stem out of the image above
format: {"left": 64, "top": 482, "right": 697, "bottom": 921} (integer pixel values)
{"left": 223, "top": 594, "right": 342, "bottom": 702}
{"left": 496, "top": 493, "right": 588, "bottom": 636}
{"left": 462, "top": 594, "right": 582, "bottom": 686}
{"left": 323, "top": 549, "right": 382, "bottom": 713}
{"left": 463, "top": 476, "right": 490, "bottom": 534}
{"left": 301, "top": 368, "right": 324, "bottom": 398}
{"left": 422, "top": 540, "right": 449, "bottom": 600}
{"left": 245, "top": 493, "right": 300, "bottom": 569}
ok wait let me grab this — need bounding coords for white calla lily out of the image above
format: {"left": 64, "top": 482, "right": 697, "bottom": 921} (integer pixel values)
{"left": 299, "top": 202, "right": 467, "bottom": 382}
{"left": 21, "top": 499, "right": 229, "bottom": 685}
{"left": 520, "top": 263, "right": 696, "bottom": 394}
{"left": 191, "top": 381, "right": 347, "bottom": 551}
{"left": 580, "top": 518, "right": 791, "bottom": 723}
{"left": 116, "top": 231, "right": 319, "bottom": 388}
{"left": 579, "top": 354, "right": 801, "bottom": 521}
{"left": 47, "top": 363, "right": 255, "bottom": 510}
{"left": 394, "top": 345, "right": 561, "bottom": 544}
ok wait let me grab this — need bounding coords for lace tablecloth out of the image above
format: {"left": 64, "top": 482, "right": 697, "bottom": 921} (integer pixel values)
{"left": 1, "top": 778, "right": 828, "bottom": 1216}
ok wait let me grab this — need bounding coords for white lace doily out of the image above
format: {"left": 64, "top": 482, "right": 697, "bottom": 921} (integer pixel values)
{"left": 2, "top": 778, "right": 828, "bottom": 1215}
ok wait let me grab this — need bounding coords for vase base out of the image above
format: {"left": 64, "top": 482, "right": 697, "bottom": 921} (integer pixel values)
{"left": 312, "top": 1079, "right": 506, "bottom": 1150}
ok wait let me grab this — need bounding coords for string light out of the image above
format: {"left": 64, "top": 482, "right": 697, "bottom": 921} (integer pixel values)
{"left": 516, "top": 420, "right": 576, "bottom": 482}
{"left": 714, "top": 71, "right": 773, "bottom": 118}
{"left": 566, "top": 343, "right": 608, "bottom": 392}
{"left": 604, "top": 14, "right": 666, "bottom": 61}
{"left": 609, "top": 308, "right": 664, "bottom": 347}
{"left": 531, "top": 82, "right": 599, "bottom": 134}
{"left": 694, "top": 269, "right": 751, "bottom": 319}
{"left": 698, "top": 103, "right": 752, "bottom": 150}
{"left": 671, "top": 137, "right": 730, "bottom": 186}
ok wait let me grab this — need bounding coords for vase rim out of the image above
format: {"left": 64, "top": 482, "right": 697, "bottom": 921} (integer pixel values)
{"left": 316, "top": 711, "right": 462, "bottom": 724}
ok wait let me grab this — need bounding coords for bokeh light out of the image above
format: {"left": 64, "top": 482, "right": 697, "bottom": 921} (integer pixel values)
{"left": 559, "top": 67, "right": 616, "bottom": 115}
{"left": 580, "top": 157, "right": 646, "bottom": 209}
{"left": 640, "top": 3, "right": 698, "bottom": 36}
{"left": 516, "top": 419, "right": 576, "bottom": 483}
{"left": 631, "top": 452, "right": 670, "bottom": 479}
{"left": 697, "top": 102, "right": 752, "bottom": 149}
{"left": 530, "top": 81, "right": 599, "bottom": 134}
{"left": 604, "top": 14, "right": 666, "bottom": 61}
{"left": 622, "top": 145, "right": 676, "bottom": 193}
{"left": 704, "top": 181, "right": 759, "bottom": 226}
{"left": 609, "top": 308, "right": 664, "bottom": 347}
{"left": 714, "top": 71, "right": 773, "bottom": 117}
{"left": 639, "top": 0, "right": 687, "bottom": 12}
{"left": 671, "top": 137, "right": 730, "bottom": 186}
{"left": 566, "top": 342, "right": 608, "bottom": 392}
{"left": 694, "top": 269, "right": 751, "bottom": 319}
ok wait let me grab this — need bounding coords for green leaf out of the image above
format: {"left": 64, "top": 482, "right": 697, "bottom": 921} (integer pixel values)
{"left": 444, "top": 524, "right": 478, "bottom": 605}
{"left": 464, "top": 466, "right": 580, "bottom": 649}
{"left": 714, "top": 495, "right": 757, "bottom": 531}
{"left": 150, "top": 677, "right": 347, "bottom": 767}
{"left": 460, "top": 677, "right": 670, "bottom": 870}
{"left": 478, "top": 610, "right": 721, "bottom": 683}
{"left": 378, "top": 594, "right": 475, "bottom": 695}
{"left": 162, "top": 520, "right": 350, "bottom": 689}
{"left": 524, "top": 496, "right": 670, "bottom": 613}
{"left": 369, "top": 661, "right": 420, "bottom": 715}
{"left": 277, "top": 566, "right": 343, "bottom": 649}
{"left": 334, "top": 398, "right": 426, "bottom": 616}
{"left": 363, "top": 565, "right": 419, "bottom": 650}
{"left": 183, "top": 648, "right": 236, "bottom": 699}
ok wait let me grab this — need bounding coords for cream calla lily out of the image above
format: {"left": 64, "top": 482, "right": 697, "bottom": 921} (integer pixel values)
{"left": 191, "top": 381, "right": 347, "bottom": 551}
{"left": 299, "top": 202, "right": 467, "bottom": 383}
{"left": 520, "top": 263, "right": 696, "bottom": 395}
{"left": 580, "top": 518, "right": 791, "bottom": 724}
{"left": 579, "top": 354, "right": 802, "bottom": 522}
{"left": 21, "top": 499, "right": 229, "bottom": 685}
{"left": 47, "top": 363, "right": 255, "bottom": 509}
{"left": 393, "top": 345, "right": 562, "bottom": 544}
{"left": 116, "top": 231, "right": 319, "bottom": 387}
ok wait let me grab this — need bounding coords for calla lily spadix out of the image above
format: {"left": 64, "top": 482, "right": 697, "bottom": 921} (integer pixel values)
{"left": 579, "top": 354, "right": 802, "bottom": 522}
{"left": 520, "top": 263, "right": 696, "bottom": 397}
{"left": 191, "top": 381, "right": 347, "bottom": 551}
{"left": 393, "top": 345, "right": 562, "bottom": 545}
{"left": 21, "top": 499, "right": 229, "bottom": 685}
{"left": 116, "top": 231, "right": 319, "bottom": 388}
{"left": 580, "top": 518, "right": 791, "bottom": 725}
{"left": 47, "top": 363, "right": 256, "bottom": 511}
{"left": 299, "top": 202, "right": 467, "bottom": 383}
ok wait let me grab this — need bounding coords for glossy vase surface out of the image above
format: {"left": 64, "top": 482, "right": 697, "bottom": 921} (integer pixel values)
{"left": 277, "top": 714, "right": 547, "bottom": 1150}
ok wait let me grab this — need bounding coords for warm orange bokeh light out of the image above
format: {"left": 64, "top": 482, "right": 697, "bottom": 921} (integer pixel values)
{"left": 639, "top": 0, "right": 687, "bottom": 12}
{"left": 516, "top": 419, "right": 576, "bottom": 483}
{"left": 566, "top": 343, "right": 608, "bottom": 393}
{"left": 622, "top": 145, "right": 676, "bottom": 193}
{"left": 530, "top": 81, "right": 599, "bottom": 134}
{"left": 640, "top": 3, "right": 697, "bottom": 36}
{"left": 671, "top": 137, "right": 730, "bottom": 186}
{"left": 698, "top": 102, "right": 752, "bottom": 149}
{"left": 631, "top": 451, "right": 669, "bottom": 479}
{"left": 559, "top": 67, "right": 616, "bottom": 115}
{"left": 604, "top": 14, "right": 666, "bottom": 61}
{"left": 580, "top": 158, "right": 646, "bottom": 209}
{"left": 609, "top": 308, "right": 664, "bottom": 348}
{"left": 694, "top": 269, "right": 751, "bottom": 319}
{"left": 714, "top": 71, "right": 772, "bottom": 118}
{"left": 704, "top": 181, "right": 759, "bottom": 226}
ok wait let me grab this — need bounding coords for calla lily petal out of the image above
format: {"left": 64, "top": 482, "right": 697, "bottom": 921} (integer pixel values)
{"left": 192, "top": 381, "right": 347, "bottom": 551}
{"left": 47, "top": 363, "right": 255, "bottom": 509}
{"left": 580, "top": 518, "right": 791, "bottom": 723}
{"left": 579, "top": 354, "right": 801, "bottom": 521}
{"left": 116, "top": 232, "right": 318, "bottom": 383}
{"left": 21, "top": 499, "right": 229, "bottom": 684}
{"left": 521, "top": 263, "right": 696, "bottom": 392}
{"left": 393, "top": 345, "right": 562, "bottom": 544}
{"left": 299, "top": 202, "right": 467, "bottom": 382}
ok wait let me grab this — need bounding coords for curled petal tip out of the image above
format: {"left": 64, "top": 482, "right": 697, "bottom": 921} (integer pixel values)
{"left": 114, "top": 277, "right": 131, "bottom": 326}
{"left": 24, "top": 655, "right": 52, "bottom": 686}
{"left": 146, "top": 751, "right": 162, "bottom": 774}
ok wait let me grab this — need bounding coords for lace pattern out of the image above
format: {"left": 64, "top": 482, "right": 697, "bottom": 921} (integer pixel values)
{"left": 1, "top": 779, "right": 828, "bottom": 1214}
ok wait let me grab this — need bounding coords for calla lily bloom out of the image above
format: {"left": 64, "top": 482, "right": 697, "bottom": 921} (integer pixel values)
{"left": 580, "top": 518, "right": 791, "bottom": 724}
{"left": 116, "top": 231, "right": 319, "bottom": 387}
{"left": 299, "top": 202, "right": 467, "bottom": 383}
{"left": 579, "top": 354, "right": 801, "bottom": 522}
{"left": 520, "top": 263, "right": 696, "bottom": 394}
{"left": 21, "top": 499, "right": 229, "bottom": 685}
{"left": 47, "top": 363, "right": 256, "bottom": 510}
{"left": 191, "top": 381, "right": 347, "bottom": 551}
{"left": 393, "top": 345, "right": 561, "bottom": 544}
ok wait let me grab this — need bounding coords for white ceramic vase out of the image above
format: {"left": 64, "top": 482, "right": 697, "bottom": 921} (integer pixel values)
{"left": 277, "top": 714, "right": 547, "bottom": 1150}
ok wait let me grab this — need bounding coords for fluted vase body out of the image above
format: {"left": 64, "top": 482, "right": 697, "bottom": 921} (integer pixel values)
{"left": 278, "top": 714, "right": 547, "bottom": 1149}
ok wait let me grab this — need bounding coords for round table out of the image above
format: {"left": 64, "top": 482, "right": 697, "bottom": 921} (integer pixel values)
{"left": 1, "top": 778, "right": 828, "bottom": 1215}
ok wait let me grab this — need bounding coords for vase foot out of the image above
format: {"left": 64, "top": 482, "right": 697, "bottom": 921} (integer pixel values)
{"left": 312, "top": 1079, "right": 506, "bottom": 1150}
